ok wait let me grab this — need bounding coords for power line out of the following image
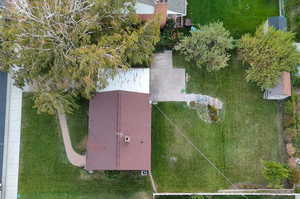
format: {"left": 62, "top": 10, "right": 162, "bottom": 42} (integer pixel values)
{"left": 153, "top": 104, "right": 248, "bottom": 199}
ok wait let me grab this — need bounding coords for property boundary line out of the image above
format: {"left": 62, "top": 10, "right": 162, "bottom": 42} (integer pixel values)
{"left": 153, "top": 193, "right": 298, "bottom": 197}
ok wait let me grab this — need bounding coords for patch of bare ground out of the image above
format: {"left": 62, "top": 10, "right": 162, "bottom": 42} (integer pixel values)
{"left": 79, "top": 170, "right": 104, "bottom": 181}
{"left": 229, "top": 183, "right": 265, "bottom": 189}
{"left": 132, "top": 192, "right": 152, "bottom": 199}
{"left": 77, "top": 135, "right": 87, "bottom": 152}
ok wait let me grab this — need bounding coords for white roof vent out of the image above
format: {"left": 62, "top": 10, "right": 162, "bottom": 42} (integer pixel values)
{"left": 124, "top": 136, "right": 131, "bottom": 143}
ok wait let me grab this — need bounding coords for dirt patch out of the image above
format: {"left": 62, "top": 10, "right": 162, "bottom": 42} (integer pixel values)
{"left": 229, "top": 183, "right": 265, "bottom": 189}
{"left": 77, "top": 135, "right": 87, "bottom": 152}
{"left": 132, "top": 192, "right": 152, "bottom": 199}
{"left": 287, "top": 143, "right": 296, "bottom": 156}
{"left": 79, "top": 170, "right": 104, "bottom": 181}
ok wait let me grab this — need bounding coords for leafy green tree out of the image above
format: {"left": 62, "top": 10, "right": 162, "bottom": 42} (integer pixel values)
{"left": 239, "top": 25, "right": 300, "bottom": 89}
{"left": 175, "top": 22, "right": 234, "bottom": 71}
{"left": 0, "top": 0, "right": 160, "bottom": 114}
{"left": 262, "top": 161, "right": 290, "bottom": 188}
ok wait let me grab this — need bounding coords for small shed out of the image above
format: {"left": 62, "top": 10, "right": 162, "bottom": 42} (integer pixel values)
{"left": 264, "top": 72, "right": 291, "bottom": 100}
{"left": 86, "top": 69, "right": 151, "bottom": 171}
{"left": 264, "top": 16, "right": 291, "bottom": 100}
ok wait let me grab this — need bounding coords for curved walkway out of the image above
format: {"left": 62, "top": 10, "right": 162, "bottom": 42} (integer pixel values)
{"left": 57, "top": 111, "right": 86, "bottom": 168}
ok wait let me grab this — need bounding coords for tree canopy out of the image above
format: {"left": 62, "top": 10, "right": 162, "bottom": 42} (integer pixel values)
{"left": 175, "top": 22, "right": 234, "bottom": 72}
{"left": 262, "top": 161, "right": 290, "bottom": 188}
{"left": 0, "top": 0, "right": 160, "bottom": 114}
{"left": 239, "top": 25, "right": 300, "bottom": 89}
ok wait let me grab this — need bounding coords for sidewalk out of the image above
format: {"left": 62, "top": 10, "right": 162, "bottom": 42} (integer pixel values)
{"left": 2, "top": 75, "right": 22, "bottom": 199}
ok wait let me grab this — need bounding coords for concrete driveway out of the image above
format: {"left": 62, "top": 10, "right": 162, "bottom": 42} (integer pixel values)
{"left": 150, "top": 51, "right": 186, "bottom": 102}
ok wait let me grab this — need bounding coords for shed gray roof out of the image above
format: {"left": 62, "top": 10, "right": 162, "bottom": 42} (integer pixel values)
{"left": 268, "top": 16, "right": 287, "bottom": 31}
{"left": 168, "top": 0, "right": 186, "bottom": 15}
{"left": 137, "top": 0, "right": 186, "bottom": 15}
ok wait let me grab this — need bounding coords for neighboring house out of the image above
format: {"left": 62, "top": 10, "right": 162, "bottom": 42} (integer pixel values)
{"left": 136, "top": 0, "right": 187, "bottom": 27}
{"left": 86, "top": 69, "right": 151, "bottom": 171}
{"left": 263, "top": 16, "right": 291, "bottom": 100}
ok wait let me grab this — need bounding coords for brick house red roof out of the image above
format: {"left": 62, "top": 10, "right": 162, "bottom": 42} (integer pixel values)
{"left": 86, "top": 91, "right": 151, "bottom": 171}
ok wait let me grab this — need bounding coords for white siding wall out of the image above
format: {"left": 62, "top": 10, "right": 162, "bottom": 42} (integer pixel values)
{"left": 135, "top": 2, "right": 154, "bottom": 14}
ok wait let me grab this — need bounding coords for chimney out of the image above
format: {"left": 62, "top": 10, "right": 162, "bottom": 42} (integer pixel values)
{"left": 154, "top": 0, "right": 168, "bottom": 27}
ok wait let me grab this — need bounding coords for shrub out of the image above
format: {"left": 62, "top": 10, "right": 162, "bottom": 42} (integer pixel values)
{"left": 156, "top": 19, "right": 185, "bottom": 51}
{"left": 289, "top": 168, "right": 300, "bottom": 185}
{"left": 285, "top": 100, "right": 294, "bottom": 116}
{"left": 208, "top": 105, "right": 219, "bottom": 122}
{"left": 292, "top": 75, "right": 300, "bottom": 87}
{"left": 175, "top": 22, "right": 234, "bottom": 71}
{"left": 262, "top": 161, "right": 290, "bottom": 188}
{"left": 283, "top": 115, "right": 296, "bottom": 129}
{"left": 285, "top": 128, "right": 297, "bottom": 142}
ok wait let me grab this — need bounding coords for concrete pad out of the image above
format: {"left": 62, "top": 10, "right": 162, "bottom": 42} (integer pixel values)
{"left": 150, "top": 68, "right": 186, "bottom": 102}
{"left": 151, "top": 50, "right": 173, "bottom": 69}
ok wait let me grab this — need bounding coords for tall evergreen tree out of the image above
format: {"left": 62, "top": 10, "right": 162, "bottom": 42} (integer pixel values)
{"left": 239, "top": 25, "right": 300, "bottom": 89}
{"left": 0, "top": 0, "right": 160, "bottom": 114}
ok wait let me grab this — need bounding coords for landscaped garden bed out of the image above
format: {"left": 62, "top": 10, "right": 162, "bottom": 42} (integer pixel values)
{"left": 19, "top": 94, "right": 152, "bottom": 199}
{"left": 151, "top": 55, "right": 285, "bottom": 192}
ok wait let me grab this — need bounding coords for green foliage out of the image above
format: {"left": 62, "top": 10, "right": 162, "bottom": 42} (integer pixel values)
{"left": 0, "top": 0, "right": 160, "bottom": 114}
{"left": 156, "top": 19, "right": 185, "bottom": 51}
{"left": 262, "top": 161, "right": 290, "bottom": 188}
{"left": 175, "top": 22, "right": 234, "bottom": 71}
{"left": 207, "top": 105, "right": 219, "bottom": 122}
{"left": 238, "top": 25, "right": 300, "bottom": 89}
{"left": 289, "top": 168, "right": 300, "bottom": 185}
{"left": 292, "top": 74, "right": 300, "bottom": 87}
{"left": 191, "top": 196, "right": 205, "bottom": 199}
{"left": 286, "top": 0, "right": 300, "bottom": 41}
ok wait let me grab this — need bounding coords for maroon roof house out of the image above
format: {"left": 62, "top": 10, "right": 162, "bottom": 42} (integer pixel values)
{"left": 86, "top": 69, "right": 151, "bottom": 171}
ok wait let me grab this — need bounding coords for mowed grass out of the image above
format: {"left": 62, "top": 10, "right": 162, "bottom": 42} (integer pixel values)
{"left": 151, "top": 55, "right": 284, "bottom": 192}
{"left": 187, "top": 0, "right": 278, "bottom": 37}
{"left": 19, "top": 94, "right": 152, "bottom": 199}
{"left": 67, "top": 99, "right": 89, "bottom": 154}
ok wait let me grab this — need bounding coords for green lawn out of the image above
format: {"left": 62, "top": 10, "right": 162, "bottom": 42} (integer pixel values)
{"left": 187, "top": 0, "right": 278, "bottom": 37}
{"left": 19, "top": 94, "right": 152, "bottom": 199}
{"left": 151, "top": 55, "right": 285, "bottom": 192}
{"left": 67, "top": 99, "right": 89, "bottom": 154}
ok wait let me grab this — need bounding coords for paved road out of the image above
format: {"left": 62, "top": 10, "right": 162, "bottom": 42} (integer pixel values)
{"left": 0, "top": 72, "right": 7, "bottom": 184}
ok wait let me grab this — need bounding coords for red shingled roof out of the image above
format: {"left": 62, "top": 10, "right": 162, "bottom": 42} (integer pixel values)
{"left": 86, "top": 91, "right": 151, "bottom": 171}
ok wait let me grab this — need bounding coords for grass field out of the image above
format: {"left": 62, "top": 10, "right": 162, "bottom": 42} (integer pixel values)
{"left": 67, "top": 99, "right": 89, "bottom": 154}
{"left": 151, "top": 55, "right": 285, "bottom": 192}
{"left": 187, "top": 0, "right": 278, "bottom": 37}
{"left": 19, "top": 94, "right": 152, "bottom": 199}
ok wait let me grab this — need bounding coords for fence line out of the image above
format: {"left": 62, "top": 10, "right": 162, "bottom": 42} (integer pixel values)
{"left": 279, "top": 0, "right": 285, "bottom": 17}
